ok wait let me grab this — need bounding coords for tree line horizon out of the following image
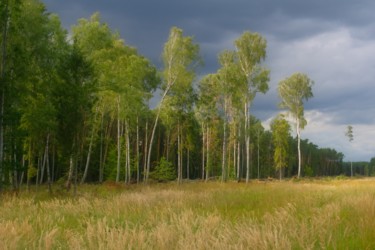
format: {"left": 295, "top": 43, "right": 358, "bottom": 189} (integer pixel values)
{"left": 0, "top": 1, "right": 373, "bottom": 192}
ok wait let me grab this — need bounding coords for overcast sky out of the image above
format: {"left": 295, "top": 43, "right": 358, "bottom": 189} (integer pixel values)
{"left": 43, "top": 0, "right": 375, "bottom": 161}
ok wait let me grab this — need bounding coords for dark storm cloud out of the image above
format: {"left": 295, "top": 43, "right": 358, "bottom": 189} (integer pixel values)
{"left": 43, "top": 0, "right": 375, "bottom": 160}
{"left": 43, "top": 0, "right": 375, "bottom": 70}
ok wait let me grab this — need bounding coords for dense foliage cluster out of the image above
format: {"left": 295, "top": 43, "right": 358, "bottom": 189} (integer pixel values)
{"left": 0, "top": 0, "right": 370, "bottom": 191}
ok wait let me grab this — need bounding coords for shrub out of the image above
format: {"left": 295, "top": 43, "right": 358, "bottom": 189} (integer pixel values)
{"left": 150, "top": 157, "right": 176, "bottom": 182}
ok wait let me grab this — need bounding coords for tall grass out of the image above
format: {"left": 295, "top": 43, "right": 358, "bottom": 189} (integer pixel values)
{"left": 1, "top": 179, "right": 375, "bottom": 249}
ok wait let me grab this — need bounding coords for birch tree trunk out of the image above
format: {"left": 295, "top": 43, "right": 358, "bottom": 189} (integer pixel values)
{"left": 233, "top": 134, "right": 236, "bottom": 179}
{"left": 205, "top": 127, "right": 210, "bottom": 182}
{"left": 40, "top": 150, "right": 46, "bottom": 185}
{"left": 81, "top": 108, "right": 99, "bottom": 184}
{"left": 45, "top": 134, "right": 52, "bottom": 194}
{"left": 187, "top": 148, "right": 190, "bottom": 180}
{"left": 125, "top": 120, "right": 131, "bottom": 184}
{"left": 257, "top": 130, "right": 260, "bottom": 179}
{"left": 222, "top": 118, "right": 227, "bottom": 182}
{"left": 201, "top": 123, "right": 205, "bottom": 180}
{"left": 136, "top": 116, "right": 140, "bottom": 184}
{"left": 177, "top": 121, "right": 181, "bottom": 183}
{"left": 116, "top": 97, "right": 121, "bottom": 183}
{"left": 99, "top": 112, "right": 104, "bottom": 183}
{"left": 65, "top": 154, "right": 74, "bottom": 191}
{"left": 245, "top": 102, "right": 250, "bottom": 183}
{"left": 237, "top": 139, "right": 241, "bottom": 181}
{"left": 297, "top": 118, "right": 301, "bottom": 178}
{"left": 166, "top": 132, "right": 170, "bottom": 161}
{"left": 146, "top": 84, "right": 172, "bottom": 183}
{"left": 143, "top": 120, "right": 148, "bottom": 182}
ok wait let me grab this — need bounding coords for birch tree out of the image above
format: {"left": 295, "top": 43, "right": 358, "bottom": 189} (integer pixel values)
{"left": 345, "top": 125, "right": 354, "bottom": 177}
{"left": 196, "top": 74, "right": 219, "bottom": 181}
{"left": 145, "top": 27, "right": 200, "bottom": 183}
{"left": 278, "top": 73, "right": 313, "bottom": 178}
{"left": 216, "top": 50, "right": 239, "bottom": 182}
{"left": 271, "top": 115, "right": 291, "bottom": 180}
{"left": 234, "top": 31, "right": 270, "bottom": 183}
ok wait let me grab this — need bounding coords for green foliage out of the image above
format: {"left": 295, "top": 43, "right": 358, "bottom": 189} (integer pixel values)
{"left": 278, "top": 73, "right": 314, "bottom": 128}
{"left": 271, "top": 115, "right": 291, "bottom": 177}
{"left": 27, "top": 165, "right": 37, "bottom": 180}
{"left": 304, "top": 165, "right": 314, "bottom": 177}
{"left": 150, "top": 157, "right": 176, "bottom": 182}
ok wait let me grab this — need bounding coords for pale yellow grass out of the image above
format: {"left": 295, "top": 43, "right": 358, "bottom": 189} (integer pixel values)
{"left": 1, "top": 179, "right": 375, "bottom": 249}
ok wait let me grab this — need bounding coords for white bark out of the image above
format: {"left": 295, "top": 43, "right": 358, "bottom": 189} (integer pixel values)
{"left": 81, "top": 108, "right": 99, "bottom": 184}
{"left": 201, "top": 123, "right": 205, "bottom": 180}
{"left": 205, "top": 127, "right": 210, "bottom": 182}
{"left": 146, "top": 83, "right": 173, "bottom": 183}
{"left": 136, "top": 116, "right": 140, "bottom": 184}
{"left": 143, "top": 120, "right": 148, "bottom": 182}
{"left": 116, "top": 97, "right": 121, "bottom": 183}
{"left": 177, "top": 121, "right": 182, "bottom": 183}
{"left": 222, "top": 118, "right": 227, "bottom": 182}
{"left": 125, "top": 120, "right": 131, "bottom": 184}
{"left": 245, "top": 102, "right": 250, "bottom": 183}
{"left": 297, "top": 118, "right": 302, "bottom": 178}
{"left": 45, "top": 134, "right": 52, "bottom": 193}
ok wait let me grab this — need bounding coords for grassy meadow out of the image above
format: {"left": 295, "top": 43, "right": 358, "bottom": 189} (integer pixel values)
{"left": 1, "top": 178, "right": 375, "bottom": 249}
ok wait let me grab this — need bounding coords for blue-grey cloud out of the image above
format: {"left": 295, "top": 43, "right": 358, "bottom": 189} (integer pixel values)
{"left": 43, "top": 0, "right": 375, "bottom": 161}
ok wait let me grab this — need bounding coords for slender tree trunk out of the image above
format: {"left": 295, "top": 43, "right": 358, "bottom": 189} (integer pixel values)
{"left": 201, "top": 123, "right": 205, "bottom": 180}
{"left": 136, "top": 116, "right": 140, "bottom": 184}
{"left": 81, "top": 108, "right": 98, "bottom": 184}
{"left": 101, "top": 118, "right": 113, "bottom": 182}
{"left": 125, "top": 120, "right": 130, "bottom": 184}
{"left": 205, "top": 127, "right": 210, "bottom": 182}
{"left": 12, "top": 143, "right": 18, "bottom": 191}
{"left": 143, "top": 120, "right": 148, "bottom": 182}
{"left": 124, "top": 122, "right": 128, "bottom": 183}
{"left": 222, "top": 119, "right": 227, "bottom": 182}
{"left": 27, "top": 143, "right": 32, "bottom": 192}
{"left": 19, "top": 155, "right": 25, "bottom": 189}
{"left": 180, "top": 130, "right": 183, "bottom": 181}
{"left": 116, "top": 97, "right": 121, "bottom": 183}
{"left": 237, "top": 139, "right": 241, "bottom": 181}
{"left": 166, "top": 131, "right": 170, "bottom": 161}
{"left": 36, "top": 153, "right": 41, "bottom": 188}
{"left": 40, "top": 149, "right": 46, "bottom": 185}
{"left": 65, "top": 154, "right": 74, "bottom": 191}
{"left": 99, "top": 112, "right": 104, "bottom": 183}
{"left": 74, "top": 155, "right": 78, "bottom": 196}
{"left": 45, "top": 134, "right": 52, "bottom": 194}
{"left": 52, "top": 143, "right": 55, "bottom": 183}
{"left": 187, "top": 148, "right": 190, "bottom": 180}
{"left": 297, "top": 119, "right": 302, "bottom": 178}
{"left": 233, "top": 135, "right": 236, "bottom": 179}
{"left": 245, "top": 102, "right": 250, "bottom": 183}
{"left": 237, "top": 126, "right": 241, "bottom": 181}
{"left": 146, "top": 84, "right": 173, "bottom": 183}
{"left": 257, "top": 130, "right": 260, "bottom": 179}
{"left": 157, "top": 126, "right": 161, "bottom": 162}
{"left": 177, "top": 121, "right": 181, "bottom": 183}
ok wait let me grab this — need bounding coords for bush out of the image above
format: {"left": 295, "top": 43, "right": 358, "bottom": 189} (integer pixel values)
{"left": 150, "top": 157, "right": 176, "bottom": 182}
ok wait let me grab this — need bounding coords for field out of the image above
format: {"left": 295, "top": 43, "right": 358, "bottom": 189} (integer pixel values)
{"left": 1, "top": 178, "right": 375, "bottom": 249}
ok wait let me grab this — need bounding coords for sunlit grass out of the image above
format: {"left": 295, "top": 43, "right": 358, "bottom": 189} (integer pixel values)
{"left": 1, "top": 179, "right": 375, "bottom": 249}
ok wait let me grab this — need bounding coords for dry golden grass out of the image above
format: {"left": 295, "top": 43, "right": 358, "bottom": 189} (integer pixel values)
{"left": 1, "top": 179, "right": 375, "bottom": 249}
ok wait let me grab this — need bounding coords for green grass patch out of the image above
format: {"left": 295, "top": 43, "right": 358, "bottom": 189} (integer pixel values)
{"left": 1, "top": 178, "right": 375, "bottom": 249}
